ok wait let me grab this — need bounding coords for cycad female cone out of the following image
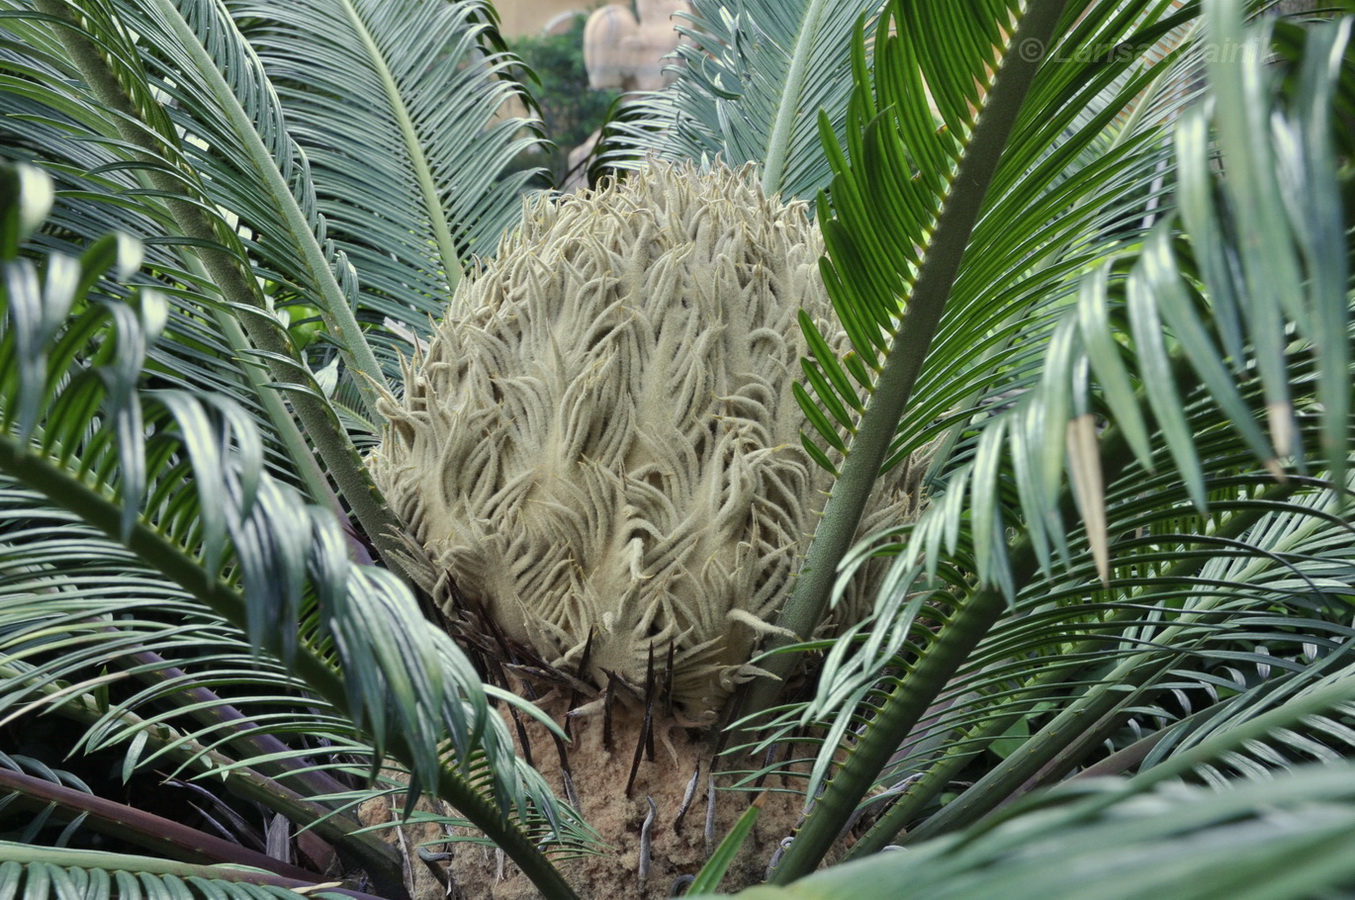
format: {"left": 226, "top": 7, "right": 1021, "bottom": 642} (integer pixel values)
{"left": 370, "top": 161, "right": 912, "bottom": 725}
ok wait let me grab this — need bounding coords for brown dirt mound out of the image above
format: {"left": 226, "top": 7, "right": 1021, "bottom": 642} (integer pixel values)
{"left": 448, "top": 692, "right": 809, "bottom": 900}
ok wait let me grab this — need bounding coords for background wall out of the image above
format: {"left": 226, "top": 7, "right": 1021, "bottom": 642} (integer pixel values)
{"left": 496, "top": 0, "right": 613, "bottom": 38}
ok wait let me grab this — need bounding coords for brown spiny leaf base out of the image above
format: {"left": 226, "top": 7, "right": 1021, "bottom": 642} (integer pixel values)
{"left": 445, "top": 692, "right": 811, "bottom": 900}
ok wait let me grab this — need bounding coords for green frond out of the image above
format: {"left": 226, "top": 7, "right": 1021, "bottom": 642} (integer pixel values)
{"left": 230, "top": 0, "right": 544, "bottom": 338}
{"left": 878, "top": 468, "right": 1355, "bottom": 848}
{"left": 0, "top": 847, "right": 363, "bottom": 900}
{"left": 0, "top": 753, "right": 94, "bottom": 846}
{"left": 0, "top": 167, "right": 586, "bottom": 898}
{"left": 4, "top": 0, "right": 391, "bottom": 417}
{"left": 726, "top": 762, "right": 1355, "bottom": 900}
{"left": 602, "top": 0, "right": 888, "bottom": 201}
{"left": 768, "top": 1, "right": 1207, "bottom": 703}
{"left": 744, "top": 0, "right": 1170, "bottom": 742}
{"left": 758, "top": 0, "right": 1354, "bottom": 882}
{"left": 0, "top": 4, "right": 430, "bottom": 577}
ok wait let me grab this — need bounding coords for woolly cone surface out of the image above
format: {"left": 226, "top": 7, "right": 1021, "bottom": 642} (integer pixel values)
{"left": 370, "top": 161, "right": 916, "bottom": 725}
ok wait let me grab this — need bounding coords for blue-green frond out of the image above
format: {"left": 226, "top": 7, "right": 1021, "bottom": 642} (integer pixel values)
{"left": 0, "top": 9, "right": 355, "bottom": 499}
{"left": 0, "top": 167, "right": 584, "bottom": 865}
{"left": 603, "top": 0, "right": 888, "bottom": 202}
{"left": 756, "top": 2, "right": 1354, "bottom": 880}
{"left": 894, "top": 12, "right": 1352, "bottom": 593}
{"left": 730, "top": 761, "right": 1355, "bottom": 900}
{"left": 229, "top": 0, "right": 544, "bottom": 346}
{"left": 0, "top": 850, "right": 361, "bottom": 900}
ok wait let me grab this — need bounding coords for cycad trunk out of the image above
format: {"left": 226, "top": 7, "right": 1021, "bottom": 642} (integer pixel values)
{"left": 441, "top": 695, "right": 810, "bottom": 899}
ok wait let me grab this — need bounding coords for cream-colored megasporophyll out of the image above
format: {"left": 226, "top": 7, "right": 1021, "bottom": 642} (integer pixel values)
{"left": 371, "top": 161, "right": 911, "bottom": 724}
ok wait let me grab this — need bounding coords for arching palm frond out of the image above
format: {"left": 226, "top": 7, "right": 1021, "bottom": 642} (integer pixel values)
{"left": 0, "top": 11, "right": 330, "bottom": 492}
{"left": 18, "top": 0, "right": 392, "bottom": 414}
{"left": 228, "top": 0, "right": 543, "bottom": 359}
{"left": 0, "top": 0, "right": 413, "bottom": 569}
{"left": 0, "top": 0, "right": 538, "bottom": 578}
{"left": 0, "top": 165, "right": 588, "bottom": 899}
{"left": 602, "top": 0, "right": 888, "bottom": 201}
{"left": 730, "top": 761, "right": 1355, "bottom": 900}
{"left": 737, "top": 0, "right": 1201, "bottom": 733}
{"left": 0, "top": 753, "right": 96, "bottom": 847}
{"left": 759, "top": 1, "right": 1353, "bottom": 881}
{"left": 876, "top": 463, "right": 1354, "bottom": 848}
{"left": 0, "top": 851, "right": 371, "bottom": 900}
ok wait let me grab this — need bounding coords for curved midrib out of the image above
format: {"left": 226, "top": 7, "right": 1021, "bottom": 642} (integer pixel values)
{"left": 761, "top": 0, "right": 829, "bottom": 197}
{"left": 756, "top": 0, "right": 1075, "bottom": 881}
{"left": 0, "top": 433, "right": 579, "bottom": 900}
{"left": 145, "top": 0, "right": 392, "bottom": 414}
{"left": 337, "top": 0, "right": 462, "bottom": 295}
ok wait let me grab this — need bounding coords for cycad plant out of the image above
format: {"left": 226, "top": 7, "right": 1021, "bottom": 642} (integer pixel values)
{"left": 1, "top": 1, "right": 1353, "bottom": 900}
